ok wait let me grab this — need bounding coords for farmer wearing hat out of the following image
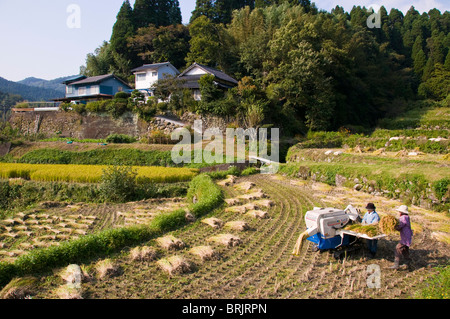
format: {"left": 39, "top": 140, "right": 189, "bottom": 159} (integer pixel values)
{"left": 362, "top": 203, "right": 380, "bottom": 258}
{"left": 390, "top": 205, "right": 413, "bottom": 269}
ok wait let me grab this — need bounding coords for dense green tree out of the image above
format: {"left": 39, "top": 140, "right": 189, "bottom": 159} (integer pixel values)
{"left": 129, "top": 24, "right": 190, "bottom": 69}
{"left": 80, "top": 42, "right": 114, "bottom": 77}
{"left": 191, "top": 0, "right": 255, "bottom": 24}
{"left": 414, "top": 49, "right": 427, "bottom": 77}
{"left": 419, "top": 63, "right": 450, "bottom": 100}
{"left": 110, "top": 1, "right": 137, "bottom": 71}
{"left": 445, "top": 51, "right": 450, "bottom": 70}
{"left": 110, "top": 1, "right": 135, "bottom": 56}
{"left": 186, "top": 16, "right": 221, "bottom": 67}
{"left": 133, "top": 0, "right": 181, "bottom": 29}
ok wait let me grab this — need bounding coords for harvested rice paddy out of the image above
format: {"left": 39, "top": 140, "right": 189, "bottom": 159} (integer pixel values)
{"left": 1, "top": 174, "right": 449, "bottom": 299}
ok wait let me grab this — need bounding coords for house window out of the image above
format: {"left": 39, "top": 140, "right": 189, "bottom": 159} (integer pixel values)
{"left": 118, "top": 87, "right": 123, "bottom": 92}
{"left": 66, "top": 86, "right": 73, "bottom": 94}
{"left": 91, "top": 86, "right": 99, "bottom": 95}
{"left": 78, "top": 87, "right": 86, "bottom": 96}
{"left": 137, "top": 73, "right": 146, "bottom": 81}
{"left": 152, "top": 72, "right": 158, "bottom": 77}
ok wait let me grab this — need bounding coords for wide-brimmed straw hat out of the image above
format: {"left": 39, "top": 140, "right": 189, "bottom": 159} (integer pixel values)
{"left": 396, "top": 205, "right": 409, "bottom": 215}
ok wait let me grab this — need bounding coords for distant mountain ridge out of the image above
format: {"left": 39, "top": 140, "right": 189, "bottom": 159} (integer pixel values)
{"left": 0, "top": 75, "right": 75, "bottom": 102}
{"left": 17, "top": 76, "right": 76, "bottom": 94}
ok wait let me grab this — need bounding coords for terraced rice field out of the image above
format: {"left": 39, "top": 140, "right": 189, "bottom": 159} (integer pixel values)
{"left": 30, "top": 174, "right": 450, "bottom": 299}
{"left": 0, "top": 163, "right": 198, "bottom": 183}
{"left": 0, "top": 199, "right": 187, "bottom": 264}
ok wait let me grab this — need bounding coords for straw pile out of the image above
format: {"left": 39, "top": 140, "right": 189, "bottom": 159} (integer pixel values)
{"left": 247, "top": 210, "right": 268, "bottom": 219}
{"left": 202, "top": 218, "right": 224, "bottom": 229}
{"left": 379, "top": 215, "right": 399, "bottom": 235}
{"left": 238, "top": 190, "right": 267, "bottom": 200}
{"left": 95, "top": 259, "right": 121, "bottom": 279}
{"left": 345, "top": 224, "right": 380, "bottom": 237}
{"left": 218, "top": 175, "right": 237, "bottom": 186}
{"left": 156, "top": 235, "right": 186, "bottom": 251}
{"left": 130, "top": 246, "right": 158, "bottom": 262}
{"left": 157, "top": 256, "right": 192, "bottom": 275}
{"left": 224, "top": 221, "right": 251, "bottom": 232}
{"left": 225, "top": 198, "right": 241, "bottom": 206}
{"left": 0, "top": 277, "right": 37, "bottom": 299}
{"left": 225, "top": 206, "right": 247, "bottom": 214}
{"left": 234, "top": 182, "right": 256, "bottom": 192}
{"left": 208, "top": 234, "right": 241, "bottom": 247}
{"left": 189, "top": 246, "right": 219, "bottom": 261}
{"left": 252, "top": 200, "right": 275, "bottom": 208}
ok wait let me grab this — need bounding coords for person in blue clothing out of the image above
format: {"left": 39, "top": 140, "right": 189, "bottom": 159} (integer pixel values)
{"left": 362, "top": 203, "right": 380, "bottom": 258}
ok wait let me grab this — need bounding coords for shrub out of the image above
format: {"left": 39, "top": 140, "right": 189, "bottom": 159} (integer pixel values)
{"left": 114, "top": 92, "right": 130, "bottom": 99}
{"left": 105, "top": 134, "right": 137, "bottom": 144}
{"left": 433, "top": 178, "right": 450, "bottom": 200}
{"left": 72, "top": 104, "right": 86, "bottom": 115}
{"left": 99, "top": 165, "right": 138, "bottom": 203}
{"left": 107, "top": 98, "right": 129, "bottom": 118}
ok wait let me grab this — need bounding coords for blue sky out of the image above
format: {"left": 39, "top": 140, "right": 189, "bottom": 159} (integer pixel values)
{"left": 0, "top": 0, "right": 448, "bottom": 82}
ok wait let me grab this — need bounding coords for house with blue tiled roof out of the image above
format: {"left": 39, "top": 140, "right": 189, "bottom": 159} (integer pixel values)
{"left": 55, "top": 74, "right": 132, "bottom": 104}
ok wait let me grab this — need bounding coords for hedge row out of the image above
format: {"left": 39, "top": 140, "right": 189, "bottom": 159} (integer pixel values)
{"left": 0, "top": 174, "right": 224, "bottom": 288}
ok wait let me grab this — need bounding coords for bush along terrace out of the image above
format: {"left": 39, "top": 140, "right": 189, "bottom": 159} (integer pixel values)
{"left": 0, "top": 174, "right": 224, "bottom": 288}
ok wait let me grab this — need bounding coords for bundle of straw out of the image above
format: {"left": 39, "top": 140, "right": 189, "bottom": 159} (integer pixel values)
{"left": 157, "top": 256, "right": 192, "bottom": 275}
{"left": 238, "top": 190, "right": 267, "bottom": 200}
{"left": 234, "top": 182, "right": 256, "bottom": 192}
{"left": 189, "top": 246, "right": 219, "bottom": 261}
{"left": 379, "top": 215, "right": 399, "bottom": 235}
{"left": 225, "top": 206, "right": 247, "bottom": 214}
{"left": 156, "top": 235, "right": 186, "bottom": 251}
{"left": 247, "top": 210, "right": 268, "bottom": 219}
{"left": 202, "top": 218, "right": 224, "bottom": 229}
{"left": 252, "top": 200, "right": 275, "bottom": 208}
{"left": 225, "top": 198, "right": 242, "bottom": 206}
{"left": 345, "top": 224, "right": 380, "bottom": 237}
{"left": 95, "top": 259, "right": 121, "bottom": 279}
{"left": 208, "top": 234, "right": 242, "bottom": 247}
{"left": 218, "top": 175, "right": 237, "bottom": 187}
{"left": 130, "top": 246, "right": 157, "bottom": 262}
{"left": 224, "top": 221, "right": 251, "bottom": 232}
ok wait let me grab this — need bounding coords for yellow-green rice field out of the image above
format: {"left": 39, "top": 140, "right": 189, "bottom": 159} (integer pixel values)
{"left": 0, "top": 163, "right": 198, "bottom": 184}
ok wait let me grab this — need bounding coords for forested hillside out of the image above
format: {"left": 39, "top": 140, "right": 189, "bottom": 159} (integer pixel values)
{"left": 17, "top": 76, "right": 76, "bottom": 95}
{"left": 0, "top": 91, "right": 23, "bottom": 109}
{"left": 80, "top": 0, "right": 450, "bottom": 134}
{"left": 0, "top": 77, "right": 62, "bottom": 102}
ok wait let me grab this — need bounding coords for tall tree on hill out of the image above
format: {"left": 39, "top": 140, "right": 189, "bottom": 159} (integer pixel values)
{"left": 134, "top": 0, "right": 181, "bottom": 29}
{"left": 185, "top": 16, "right": 221, "bottom": 66}
{"left": 129, "top": 24, "right": 190, "bottom": 69}
{"left": 134, "top": 0, "right": 158, "bottom": 28}
{"left": 110, "top": 1, "right": 136, "bottom": 60}
{"left": 191, "top": 0, "right": 255, "bottom": 24}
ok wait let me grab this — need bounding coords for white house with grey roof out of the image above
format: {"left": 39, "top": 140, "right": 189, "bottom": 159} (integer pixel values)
{"left": 177, "top": 63, "right": 239, "bottom": 101}
{"left": 131, "top": 62, "right": 180, "bottom": 100}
